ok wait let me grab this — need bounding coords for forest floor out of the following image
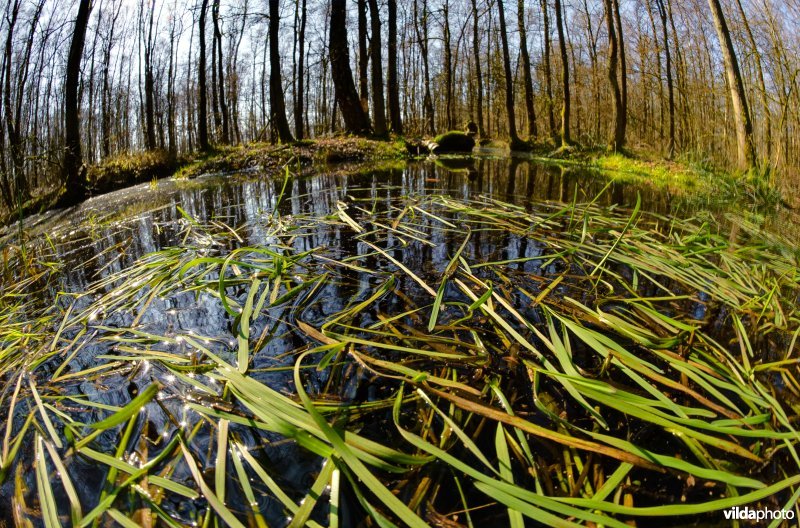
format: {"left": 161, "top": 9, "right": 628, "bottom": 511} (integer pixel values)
{"left": 0, "top": 136, "right": 789, "bottom": 228}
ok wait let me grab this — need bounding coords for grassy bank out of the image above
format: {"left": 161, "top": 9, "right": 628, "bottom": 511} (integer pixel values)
{"left": 524, "top": 145, "right": 786, "bottom": 210}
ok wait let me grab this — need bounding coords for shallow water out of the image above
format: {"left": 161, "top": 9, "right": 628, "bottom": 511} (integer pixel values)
{"left": 13, "top": 156, "right": 679, "bottom": 285}
{"left": 1, "top": 155, "right": 797, "bottom": 527}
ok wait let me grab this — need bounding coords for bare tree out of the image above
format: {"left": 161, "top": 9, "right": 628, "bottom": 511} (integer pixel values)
{"left": 387, "top": 0, "right": 401, "bottom": 134}
{"left": 553, "top": 0, "right": 571, "bottom": 146}
{"left": 470, "top": 0, "right": 485, "bottom": 138}
{"left": 414, "top": 0, "right": 435, "bottom": 134}
{"left": 61, "top": 0, "right": 94, "bottom": 206}
{"left": 212, "top": 0, "right": 229, "bottom": 143}
{"left": 540, "top": 0, "right": 557, "bottom": 141}
{"left": 357, "top": 0, "right": 370, "bottom": 118}
{"left": 294, "top": 0, "right": 306, "bottom": 139}
{"left": 517, "top": 0, "right": 537, "bottom": 138}
{"left": 269, "top": 0, "right": 293, "bottom": 142}
{"left": 604, "top": 0, "right": 624, "bottom": 150}
{"left": 198, "top": 0, "right": 210, "bottom": 151}
{"left": 655, "top": 0, "right": 675, "bottom": 158}
{"left": 367, "top": 0, "right": 387, "bottom": 137}
{"left": 330, "top": 0, "right": 370, "bottom": 134}
{"left": 612, "top": 0, "right": 627, "bottom": 145}
{"left": 141, "top": 0, "right": 158, "bottom": 150}
{"left": 707, "top": 0, "right": 756, "bottom": 169}
{"left": 497, "top": 0, "right": 524, "bottom": 148}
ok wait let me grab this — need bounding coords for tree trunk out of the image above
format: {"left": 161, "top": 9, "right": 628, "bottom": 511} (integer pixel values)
{"left": 330, "top": 0, "right": 371, "bottom": 134}
{"left": 443, "top": 0, "right": 454, "bottom": 130}
{"left": 86, "top": 5, "right": 101, "bottom": 163}
{"left": 101, "top": 2, "right": 121, "bottom": 159}
{"left": 61, "top": 0, "right": 93, "bottom": 206}
{"left": 269, "top": 0, "right": 294, "bottom": 142}
{"left": 167, "top": 13, "right": 178, "bottom": 155}
{"left": 294, "top": 0, "right": 306, "bottom": 140}
{"left": 213, "top": 0, "right": 229, "bottom": 144}
{"left": 540, "top": 0, "right": 557, "bottom": 141}
{"left": 357, "top": 0, "right": 370, "bottom": 117}
{"left": 655, "top": 0, "right": 675, "bottom": 158}
{"left": 497, "top": 0, "right": 522, "bottom": 147}
{"left": 198, "top": 0, "right": 210, "bottom": 151}
{"left": 644, "top": 0, "right": 662, "bottom": 144}
{"left": 414, "top": 0, "right": 435, "bottom": 135}
{"left": 517, "top": 0, "right": 537, "bottom": 138}
{"left": 733, "top": 0, "right": 770, "bottom": 164}
{"left": 707, "top": 0, "right": 756, "bottom": 170}
{"left": 143, "top": 0, "right": 157, "bottom": 151}
{"left": 210, "top": 12, "right": 220, "bottom": 138}
{"left": 470, "top": 0, "right": 485, "bottom": 138}
{"left": 553, "top": 0, "right": 571, "bottom": 146}
{"left": 1, "top": 0, "right": 21, "bottom": 208}
{"left": 581, "top": 0, "right": 601, "bottom": 142}
{"left": 367, "top": 0, "right": 387, "bottom": 137}
{"left": 612, "top": 0, "right": 627, "bottom": 145}
{"left": 603, "top": 0, "right": 624, "bottom": 150}
{"left": 387, "top": 0, "right": 402, "bottom": 134}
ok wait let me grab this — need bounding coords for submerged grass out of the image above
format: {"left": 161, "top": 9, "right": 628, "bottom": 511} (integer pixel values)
{"left": 1, "top": 183, "right": 800, "bottom": 526}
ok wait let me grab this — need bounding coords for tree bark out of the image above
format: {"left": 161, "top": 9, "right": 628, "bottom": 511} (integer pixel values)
{"left": 167, "top": 10, "right": 179, "bottom": 155}
{"left": 387, "top": 0, "right": 402, "bottom": 134}
{"left": 517, "top": 0, "right": 537, "bottom": 138}
{"left": 294, "top": 0, "right": 306, "bottom": 140}
{"left": 553, "top": 0, "right": 571, "bottom": 146}
{"left": 357, "top": 0, "right": 370, "bottom": 117}
{"left": 470, "top": 0, "right": 485, "bottom": 138}
{"left": 603, "top": 0, "right": 624, "bottom": 150}
{"left": 269, "top": 0, "right": 294, "bottom": 142}
{"left": 655, "top": 0, "right": 675, "bottom": 158}
{"left": 707, "top": 0, "right": 756, "bottom": 170}
{"left": 540, "top": 0, "right": 557, "bottom": 142}
{"left": 198, "top": 0, "right": 210, "bottom": 151}
{"left": 581, "top": 0, "right": 601, "bottom": 142}
{"left": 443, "top": 0, "right": 454, "bottom": 130}
{"left": 612, "top": 0, "right": 627, "bottom": 145}
{"left": 414, "top": 0, "right": 435, "bottom": 135}
{"left": 733, "top": 0, "right": 770, "bottom": 164}
{"left": 367, "top": 0, "right": 387, "bottom": 137}
{"left": 1, "top": 0, "right": 21, "bottom": 207}
{"left": 142, "top": 0, "right": 157, "bottom": 151}
{"left": 330, "top": 0, "right": 371, "bottom": 134}
{"left": 213, "top": 0, "right": 229, "bottom": 143}
{"left": 61, "top": 0, "right": 94, "bottom": 206}
{"left": 101, "top": 2, "right": 121, "bottom": 159}
{"left": 497, "top": 0, "right": 522, "bottom": 147}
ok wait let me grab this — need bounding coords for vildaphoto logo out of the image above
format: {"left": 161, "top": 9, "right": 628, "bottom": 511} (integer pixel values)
{"left": 723, "top": 507, "right": 795, "bottom": 521}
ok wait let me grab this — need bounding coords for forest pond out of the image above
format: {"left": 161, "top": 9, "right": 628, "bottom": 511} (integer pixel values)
{"left": 2, "top": 156, "right": 799, "bottom": 527}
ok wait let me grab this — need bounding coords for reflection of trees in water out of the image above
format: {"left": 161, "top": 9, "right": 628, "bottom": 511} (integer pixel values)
{"left": 39, "top": 158, "right": 676, "bottom": 303}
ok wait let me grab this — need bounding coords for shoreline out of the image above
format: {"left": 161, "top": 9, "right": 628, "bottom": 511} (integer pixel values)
{"left": 0, "top": 137, "right": 785, "bottom": 229}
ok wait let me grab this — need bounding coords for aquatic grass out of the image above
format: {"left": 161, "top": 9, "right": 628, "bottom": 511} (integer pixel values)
{"left": 1, "top": 189, "right": 799, "bottom": 526}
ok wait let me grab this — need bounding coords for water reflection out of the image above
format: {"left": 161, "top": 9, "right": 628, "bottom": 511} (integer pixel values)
{"left": 23, "top": 157, "right": 674, "bottom": 290}
{"left": 2, "top": 156, "right": 687, "bottom": 526}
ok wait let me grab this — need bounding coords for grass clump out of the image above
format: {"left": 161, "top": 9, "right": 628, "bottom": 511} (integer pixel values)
{"left": 87, "top": 149, "right": 183, "bottom": 193}
{"left": 2, "top": 186, "right": 800, "bottom": 526}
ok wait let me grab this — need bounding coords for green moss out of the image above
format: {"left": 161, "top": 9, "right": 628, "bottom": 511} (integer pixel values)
{"left": 431, "top": 131, "right": 475, "bottom": 153}
{"left": 528, "top": 147, "right": 784, "bottom": 210}
{"left": 592, "top": 153, "right": 707, "bottom": 193}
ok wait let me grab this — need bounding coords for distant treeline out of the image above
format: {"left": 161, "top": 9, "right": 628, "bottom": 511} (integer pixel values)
{"left": 0, "top": 0, "right": 796, "bottom": 206}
